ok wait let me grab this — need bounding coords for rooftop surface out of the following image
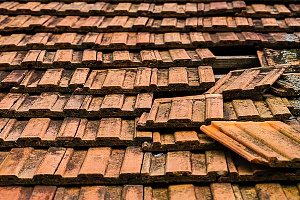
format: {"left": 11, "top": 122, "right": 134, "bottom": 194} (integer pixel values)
{"left": 0, "top": 0, "right": 299, "bottom": 199}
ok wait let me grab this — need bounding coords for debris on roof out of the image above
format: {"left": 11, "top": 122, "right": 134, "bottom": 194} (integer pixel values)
{"left": 272, "top": 72, "right": 300, "bottom": 97}
{"left": 206, "top": 66, "right": 286, "bottom": 99}
{"left": 201, "top": 121, "right": 300, "bottom": 167}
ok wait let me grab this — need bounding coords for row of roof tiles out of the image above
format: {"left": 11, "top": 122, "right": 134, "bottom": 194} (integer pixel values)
{"left": 243, "top": 4, "right": 300, "bottom": 17}
{"left": 0, "top": 117, "right": 217, "bottom": 150}
{"left": 0, "top": 92, "right": 153, "bottom": 117}
{"left": 0, "top": 48, "right": 273, "bottom": 70}
{"left": 1, "top": 183, "right": 299, "bottom": 200}
{"left": 0, "top": 92, "right": 296, "bottom": 122}
{"left": 2, "top": 2, "right": 300, "bottom": 18}
{"left": 1, "top": 67, "right": 294, "bottom": 101}
{"left": 0, "top": 67, "right": 215, "bottom": 94}
{"left": 138, "top": 95, "right": 294, "bottom": 130}
{"left": 0, "top": 32, "right": 300, "bottom": 51}
{"left": 0, "top": 1, "right": 246, "bottom": 16}
{"left": 0, "top": 49, "right": 218, "bottom": 69}
{"left": 0, "top": 117, "right": 152, "bottom": 147}
{"left": 0, "top": 147, "right": 300, "bottom": 185}
{"left": 3, "top": 0, "right": 300, "bottom": 3}
{"left": 0, "top": 117, "right": 298, "bottom": 153}
{"left": 0, "top": 15, "right": 299, "bottom": 33}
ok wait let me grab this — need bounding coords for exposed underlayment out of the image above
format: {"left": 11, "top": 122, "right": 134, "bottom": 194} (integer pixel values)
{"left": 0, "top": 0, "right": 300, "bottom": 199}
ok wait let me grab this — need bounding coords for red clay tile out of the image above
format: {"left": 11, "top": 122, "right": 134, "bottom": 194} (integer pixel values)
{"left": 201, "top": 121, "right": 300, "bottom": 167}
{"left": 120, "top": 146, "right": 143, "bottom": 177}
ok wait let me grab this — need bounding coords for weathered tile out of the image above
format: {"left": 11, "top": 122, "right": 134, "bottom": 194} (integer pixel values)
{"left": 201, "top": 121, "right": 300, "bottom": 167}
{"left": 207, "top": 66, "right": 286, "bottom": 99}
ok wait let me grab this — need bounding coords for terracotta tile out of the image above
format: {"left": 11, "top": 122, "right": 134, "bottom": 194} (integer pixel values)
{"left": 38, "top": 69, "right": 64, "bottom": 87}
{"left": 0, "top": 93, "right": 23, "bottom": 110}
{"left": 62, "top": 150, "right": 87, "bottom": 178}
{"left": 135, "top": 93, "right": 153, "bottom": 110}
{"left": 201, "top": 121, "right": 300, "bottom": 167}
{"left": 57, "top": 118, "right": 80, "bottom": 139}
{"left": 0, "top": 147, "right": 299, "bottom": 183}
{"left": 282, "top": 185, "right": 300, "bottom": 200}
{"left": 122, "top": 185, "right": 143, "bottom": 200}
{"left": 35, "top": 147, "right": 66, "bottom": 176}
{"left": 166, "top": 151, "right": 191, "bottom": 175}
{"left": 1, "top": 70, "right": 28, "bottom": 87}
{"left": 265, "top": 96, "right": 292, "bottom": 119}
{"left": 20, "top": 118, "right": 50, "bottom": 139}
{"left": 256, "top": 183, "right": 288, "bottom": 200}
{"left": 79, "top": 147, "right": 111, "bottom": 177}
{"left": 0, "top": 2, "right": 249, "bottom": 18}
{"left": 0, "top": 147, "right": 33, "bottom": 176}
{"left": 0, "top": 119, "right": 17, "bottom": 141}
{"left": 174, "top": 131, "right": 199, "bottom": 144}
{"left": 21, "top": 50, "right": 42, "bottom": 67}
{"left": 103, "top": 150, "right": 124, "bottom": 179}
{"left": 198, "top": 66, "right": 215, "bottom": 86}
{"left": 18, "top": 149, "right": 47, "bottom": 179}
{"left": 0, "top": 52, "right": 18, "bottom": 67}
{"left": 231, "top": 99, "right": 260, "bottom": 119}
{"left": 169, "top": 185, "right": 196, "bottom": 200}
{"left": 169, "top": 49, "right": 190, "bottom": 62}
{"left": 168, "top": 67, "right": 188, "bottom": 86}
{"left": 30, "top": 186, "right": 57, "bottom": 200}
{"left": 168, "top": 98, "right": 193, "bottom": 122}
{"left": 148, "top": 152, "right": 166, "bottom": 177}
{"left": 206, "top": 150, "right": 228, "bottom": 176}
{"left": 212, "top": 17, "right": 227, "bottom": 27}
{"left": 261, "top": 18, "right": 278, "bottom": 27}
{"left": 97, "top": 118, "right": 121, "bottom": 140}
{"left": 101, "top": 94, "right": 124, "bottom": 110}
{"left": 112, "top": 51, "right": 131, "bottom": 63}
{"left": 108, "top": 16, "right": 128, "bottom": 28}
{"left": 205, "top": 94, "right": 223, "bottom": 121}
{"left": 102, "top": 69, "right": 126, "bottom": 89}
{"left": 69, "top": 68, "right": 89, "bottom": 88}
{"left": 54, "top": 148, "right": 74, "bottom": 177}
{"left": 2, "top": 48, "right": 299, "bottom": 71}
{"left": 211, "top": 183, "right": 236, "bottom": 200}
{"left": 120, "top": 146, "right": 143, "bottom": 176}
{"left": 53, "top": 49, "right": 73, "bottom": 65}
{"left": 0, "top": 0, "right": 300, "bottom": 192}
{"left": 77, "top": 186, "right": 105, "bottom": 200}
{"left": 64, "top": 94, "right": 85, "bottom": 111}
{"left": 195, "top": 48, "right": 215, "bottom": 62}
{"left": 30, "top": 92, "right": 58, "bottom": 112}
{"left": 252, "top": 4, "right": 269, "bottom": 13}
{"left": 0, "top": 186, "right": 33, "bottom": 200}
{"left": 274, "top": 5, "right": 291, "bottom": 15}
{"left": 134, "top": 68, "right": 151, "bottom": 88}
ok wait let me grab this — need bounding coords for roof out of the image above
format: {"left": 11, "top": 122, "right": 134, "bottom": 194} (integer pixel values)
{"left": 0, "top": 0, "right": 299, "bottom": 199}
